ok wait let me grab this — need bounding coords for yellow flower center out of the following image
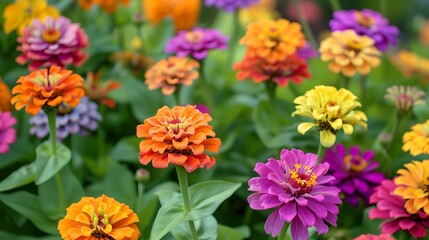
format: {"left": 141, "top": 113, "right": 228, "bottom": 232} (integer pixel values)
{"left": 344, "top": 38, "right": 366, "bottom": 51}
{"left": 420, "top": 177, "right": 429, "bottom": 193}
{"left": 42, "top": 28, "right": 61, "bottom": 43}
{"left": 355, "top": 12, "right": 375, "bottom": 28}
{"left": 82, "top": 202, "right": 113, "bottom": 239}
{"left": 289, "top": 163, "right": 317, "bottom": 189}
{"left": 166, "top": 118, "right": 187, "bottom": 134}
{"left": 343, "top": 154, "right": 367, "bottom": 172}
{"left": 185, "top": 30, "right": 204, "bottom": 43}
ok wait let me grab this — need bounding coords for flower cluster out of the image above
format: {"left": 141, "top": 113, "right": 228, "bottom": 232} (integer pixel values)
{"left": 78, "top": 0, "right": 130, "bottom": 13}
{"left": 136, "top": 105, "right": 221, "bottom": 172}
{"left": 83, "top": 71, "right": 121, "bottom": 109}
{"left": 402, "top": 120, "right": 429, "bottom": 156}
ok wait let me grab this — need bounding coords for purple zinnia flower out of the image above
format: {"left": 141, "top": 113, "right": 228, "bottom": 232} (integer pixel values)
{"left": 204, "top": 0, "right": 258, "bottom": 12}
{"left": 166, "top": 28, "right": 228, "bottom": 60}
{"left": 0, "top": 111, "right": 17, "bottom": 154}
{"left": 248, "top": 148, "right": 341, "bottom": 240}
{"left": 329, "top": 9, "right": 399, "bottom": 51}
{"left": 17, "top": 16, "right": 89, "bottom": 71}
{"left": 296, "top": 42, "right": 318, "bottom": 60}
{"left": 323, "top": 144, "right": 385, "bottom": 206}
{"left": 369, "top": 179, "right": 429, "bottom": 239}
{"left": 29, "top": 97, "right": 102, "bottom": 140}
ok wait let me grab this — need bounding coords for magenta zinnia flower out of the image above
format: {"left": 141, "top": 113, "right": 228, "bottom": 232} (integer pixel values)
{"left": 329, "top": 9, "right": 399, "bottom": 51}
{"left": 248, "top": 148, "right": 341, "bottom": 239}
{"left": 323, "top": 144, "right": 385, "bottom": 206}
{"left": 17, "top": 16, "right": 89, "bottom": 71}
{"left": 369, "top": 179, "right": 429, "bottom": 239}
{"left": 0, "top": 111, "right": 17, "bottom": 154}
{"left": 166, "top": 27, "right": 228, "bottom": 60}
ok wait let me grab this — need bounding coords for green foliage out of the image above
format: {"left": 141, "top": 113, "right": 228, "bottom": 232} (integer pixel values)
{"left": 0, "top": 163, "right": 35, "bottom": 192}
{"left": 34, "top": 141, "right": 71, "bottom": 185}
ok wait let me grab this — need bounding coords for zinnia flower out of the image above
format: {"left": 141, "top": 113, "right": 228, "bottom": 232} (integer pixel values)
{"left": 143, "top": 0, "right": 201, "bottom": 31}
{"left": 319, "top": 30, "right": 381, "bottom": 77}
{"left": 390, "top": 50, "right": 429, "bottom": 80}
{"left": 136, "top": 105, "right": 221, "bottom": 172}
{"left": 248, "top": 148, "right": 341, "bottom": 239}
{"left": 394, "top": 160, "right": 429, "bottom": 215}
{"left": 292, "top": 85, "right": 367, "bottom": 148}
{"left": 84, "top": 71, "right": 121, "bottom": 109}
{"left": 369, "top": 179, "right": 429, "bottom": 239}
{"left": 234, "top": 54, "right": 310, "bottom": 86}
{"left": 385, "top": 85, "right": 426, "bottom": 115}
{"left": 0, "top": 112, "right": 17, "bottom": 154}
{"left": 240, "top": 19, "right": 305, "bottom": 63}
{"left": 78, "top": 0, "right": 130, "bottom": 13}
{"left": 296, "top": 42, "right": 318, "bottom": 60}
{"left": 58, "top": 195, "right": 140, "bottom": 240}
{"left": 145, "top": 57, "right": 199, "bottom": 95}
{"left": 204, "top": 0, "right": 258, "bottom": 12}
{"left": 3, "top": 0, "right": 59, "bottom": 35}
{"left": 29, "top": 97, "right": 102, "bottom": 140}
{"left": 354, "top": 233, "right": 396, "bottom": 240}
{"left": 11, "top": 66, "right": 85, "bottom": 115}
{"left": 0, "top": 79, "right": 12, "bottom": 112}
{"left": 402, "top": 120, "right": 429, "bottom": 156}
{"left": 238, "top": 0, "right": 279, "bottom": 26}
{"left": 323, "top": 144, "right": 385, "bottom": 206}
{"left": 166, "top": 27, "right": 228, "bottom": 60}
{"left": 17, "top": 16, "right": 89, "bottom": 71}
{"left": 329, "top": 9, "right": 399, "bottom": 51}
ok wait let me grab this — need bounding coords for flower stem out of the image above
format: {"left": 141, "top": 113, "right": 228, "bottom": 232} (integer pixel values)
{"left": 380, "top": 0, "right": 387, "bottom": 16}
{"left": 176, "top": 166, "right": 198, "bottom": 240}
{"left": 386, "top": 111, "right": 403, "bottom": 152}
{"left": 55, "top": 173, "right": 66, "bottom": 211}
{"left": 47, "top": 110, "right": 57, "bottom": 156}
{"left": 277, "top": 222, "right": 290, "bottom": 240}
{"left": 360, "top": 75, "right": 368, "bottom": 110}
{"left": 317, "top": 144, "right": 327, "bottom": 162}
{"left": 265, "top": 81, "right": 277, "bottom": 107}
{"left": 329, "top": 0, "right": 341, "bottom": 11}
{"left": 292, "top": 0, "right": 318, "bottom": 48}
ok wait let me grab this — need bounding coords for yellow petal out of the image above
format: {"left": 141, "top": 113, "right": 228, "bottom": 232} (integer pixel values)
{"left": 342, "top": 124, "right": 354, "bottom": 135}
{"left": 297, "top": 122, "right": 315, "bottom": 135}
{"left": 320, "top": 130, "right": 336, "bottom": 148}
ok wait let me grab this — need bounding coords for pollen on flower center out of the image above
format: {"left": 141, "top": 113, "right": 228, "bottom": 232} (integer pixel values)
{"left": 420, "top": 178, "right": 429, "bottom": 193}
{"left": 165, "top": 118, "right": 187, "bottom": 134}
{"left": 355, "top": 12, "right": 375, "bottom": 28}
{"left": 185, "top": 31, "right": 204, "bottom": 43}
{"left": 42, "top": 28, "right": 62, "bottom": 43}
{"left": 289, "top": 163, "right": 317, "bottom": 192}
{"left": 343, "top": 154, "right": 368, "bottom": 172}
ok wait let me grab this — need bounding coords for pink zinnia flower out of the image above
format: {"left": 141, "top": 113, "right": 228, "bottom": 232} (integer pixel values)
{"left": 354, "top": 233, "right": 395, "bottom": 240}
{"left": 369, "top": 179, "right": 429, "bottom": 239}
{"left": 248, "top": 148, "right": 341, "bottom": 239}
{"left": 17, "top": 16, "right": 89, "bottom": 71}
{"left": 0, "top": 111, "right": 17, "bottom": 154}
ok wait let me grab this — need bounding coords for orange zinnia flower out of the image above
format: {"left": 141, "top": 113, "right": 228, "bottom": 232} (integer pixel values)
{"left": 239, "top": 19, "right": 305, "bottom": 63}
{"left": 145, "top": 56, "right": 199, "bottom": 95}
{"left": 136, "top": 105, "right": 221, "bottom": 172}
{"left": 0, "top": 79, "right": 12, "bottom": 112}
{"left": 10, "top": 66, "right": 84, "bottom": 115}
{"left": 79, "top": 0, "right": 130, "bottom": 13}
{"left": 84, "top": 71, "right": 121, "bottom": 109}
{"left": 58, "top": 195, "right": 140, "bottom": 240}
{"left": 143, "top": 0, "right": 201, "bottom": 31}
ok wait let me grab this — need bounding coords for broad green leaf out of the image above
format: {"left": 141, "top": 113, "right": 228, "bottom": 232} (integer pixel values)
{"left": 0, "top": 191, "right": 57, "bottom": 234}
{"left": 149, "top": 203, "right": 189, "bottom": 240}
{"left": 172, "top": 215, "right": 218, "bottom": 240}
{"left": 0, "top": 163, "right": 35, "bottom": 192}
{"left": 110, "top": 135, "right": 140, "bottom": 163}
{"left": 0, "top": 231, "right": 58, "bottom": 240}
{"left": 35, "top": 141, "right": 71, "bottom": 185}
{"left": 189, "top": 180, "right": 241, "bottom": 218}
{"left": 103, "top": 162, "right": 137, "bottom": 206}
{"left": 217, "top": 225, "right": 250, "bottom": 240}
{"left": 38, "top": 165, "right": 84, "bottom": 221}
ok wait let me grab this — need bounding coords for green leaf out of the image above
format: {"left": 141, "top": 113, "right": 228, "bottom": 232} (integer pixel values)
{"left": 0, "top": 231, "right": 58, "bottom": 240}
{"left": 110, "top": 135, "right": 140, "bottom": 163}
{"left": 172, "top": 215, "right": 218, "bottom": 240}
{"left": 38, "top": 165, "right": 84, "bottom": 221}
{"left": 189, "top": 180, "right": 241, "bottom": 218}
{"left": 217, "top": 225, "right": 250, "bottom": 240}
{"left": 35, "top": 141, "right": 71, "bottom": 185}
{"left": 0, "top": 191, "right": 58, "bottom": 234}
{"left": 141, "top": 17, "right": 174, "bottom": 59}
{"left": 0, "top": 163, "right": 35, "bottom": 192}
{"left": 103, "top": 162, "right": 137, "bottom": 206}
{"left": 149, "top": 203, "right": 189, "bottom": 240}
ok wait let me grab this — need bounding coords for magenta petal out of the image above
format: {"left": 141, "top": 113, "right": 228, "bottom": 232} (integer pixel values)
{"left": 264, "top": 209, "right": 283, "bottom": 237}
{"left": 291, "top": 217, "right": 308, "bottom": 240}
{"left": 298, "top": 206, "right": 315, "bottom": 227}
{"left": 279, "top": 201, "right": 297, "bottom": 222}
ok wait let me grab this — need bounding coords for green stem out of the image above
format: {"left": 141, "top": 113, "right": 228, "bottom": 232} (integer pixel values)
{"left": 198, "top": 60, "right": 214, "bottom": 109}
{"left": 174, "top": 88, "right": 181, "bottom": 106}
{"left": 47, "top": 111, "right": 57, "bottom": 156}
{"left": 360, "top": 75, "right": 368, "bottom": 110}
{"left": 288, "top": 84, "right": 300, "bottom": 99}
{"left": 380, "top": 0, "right": 387, "bottom": 16}
{"left": 317, "top": 144, "right": 327, "bottom": 162}
{"left": 329, "top": 0, "right": 341, "bottom": 11}
{"left": 277, "top": 222, "right": 290, "bottom": 240}
{"left": 55, "top": 173, "right": 66, "bottom": 211}
{"left": 137, "top": 182, "right": 144, "bottom": 200}
{"left": 176, "top": 166, "right": 198, "bottom": 240}
{"left": 386, "top": 112, "right": 402, "bottom": 152}
{"left": 339, "top": 74, "right": 351, "bottom": 89}
{"left": 242, "top": 206, "right": 253, "bottom": 226}
{"left": 292, "top": 0, "right": 318, "bottom": 48}
{"left": 265, "top": 81, "right": 277, "bottom": 107}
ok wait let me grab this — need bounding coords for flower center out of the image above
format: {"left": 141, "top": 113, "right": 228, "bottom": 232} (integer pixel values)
{"left": 355, "top": 12, "right": 375, "bottom": 28}
{"left": 185, "top": 30, "right": 204, "bottom": 43}
{"left": 82, "top": 203, "right": 113, "bottom": 239}
{"left": 289, "top": 163, "right": 317, "bottom": 194}
{"left": 420, "top": 177, "right": 429, "bottom": 193}
{"left": 57, "top": 102, "right": 73, "bottom": 115}
{"left": 166, "top": 118, "right": 186, "bottom": 134}
{"left": 343, "top": 154, "right": 367, "bottom": 172}
{"left": 42, "top": 28, "right": 62, "bottom": 43}
{"left": 344, "top": 38, "right": 366, "bottom": 51}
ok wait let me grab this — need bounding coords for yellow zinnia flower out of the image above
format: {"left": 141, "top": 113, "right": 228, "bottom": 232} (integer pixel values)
{"left": 402, "top": 120, "right": 429, "bottom": 156}
{"left": 320, "top": 30, "right": 381, "bottom": 77}
{"left": 292, "top": 85, "right": 367, "bottom": 147}
{"left": 394, "top": 160, "right": 429, "bottom": 215}
{"left": 3, "top": 0, "right": 60, "bottom": 35}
